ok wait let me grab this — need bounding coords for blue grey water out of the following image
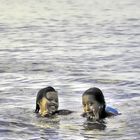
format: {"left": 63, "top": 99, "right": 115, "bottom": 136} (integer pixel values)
{"left": 0, "top": 0, "right": 140, "bottom": 139}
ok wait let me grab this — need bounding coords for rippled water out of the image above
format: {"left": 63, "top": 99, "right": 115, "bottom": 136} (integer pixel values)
{"left": 0, "top": 0, "right": 140, "bottom": 139}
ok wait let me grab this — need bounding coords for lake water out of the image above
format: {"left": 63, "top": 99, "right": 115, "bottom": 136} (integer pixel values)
{"left": 0, "top": 0, "right": 140, "bottom": 139}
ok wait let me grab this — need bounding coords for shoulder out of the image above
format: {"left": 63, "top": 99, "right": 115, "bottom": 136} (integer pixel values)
{"left": 105, "top": 106, "right": 120, "bottom": 116}
{"left": 54, "top": 109, "right": 73, "bottom": 115}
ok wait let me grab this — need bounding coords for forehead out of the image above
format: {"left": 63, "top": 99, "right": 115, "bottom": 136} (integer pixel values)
{"left": 46, "top": 92, "right": 58, "bottom": 99}
{"left": 82, "top": 94, "right": 96, "bottom": 103}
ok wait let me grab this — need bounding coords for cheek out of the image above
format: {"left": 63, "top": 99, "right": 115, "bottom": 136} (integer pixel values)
{"left": 83, "top": 106, "right": 86, "bottom": 111}
{"left": 83, "top": 106, "right": 89, "bottom": 112}
{"left": 89, "top": 105, "right": 94, "bottom": 110}
{"left": 89, "top": 105, "right": 99, "bottom": 113}
{"left": 47, "top": 102, "right": 58, "bottom": 111}
{"left": 46, "top": 102, "right": 50, "bottom": 110}
{"left": 94, "top": 106, "right": 103, "bottom": 114}
{"left": 86, "top": 104, "right": 95, "bottom": 112}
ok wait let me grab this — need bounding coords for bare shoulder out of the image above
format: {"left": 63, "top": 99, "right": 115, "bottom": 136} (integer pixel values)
{"left": 54, "top": 109, "right": 73, "bottom": 115}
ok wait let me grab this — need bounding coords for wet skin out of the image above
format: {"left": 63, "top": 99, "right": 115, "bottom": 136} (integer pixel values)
{"left": 82, "top": 87, "right": 112, "bottom": 120}
{"left": 35, "top": 86, "right": 59, "bottom": 117}
{"left": 35, "top": 86, "right": 73, "bottom": 117}
{"left": 82, "top": 94, "right": 105, "bottom": 120}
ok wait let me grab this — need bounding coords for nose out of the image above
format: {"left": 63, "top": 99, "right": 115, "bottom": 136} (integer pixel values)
{"left": 85, "top": 105, "right": 90, "bottom": 112}
{"left": 51, "top": 101, "right": 58, "bottom": 107}
{"left": 49, "top": 101, "right": 58, "bottom": 109}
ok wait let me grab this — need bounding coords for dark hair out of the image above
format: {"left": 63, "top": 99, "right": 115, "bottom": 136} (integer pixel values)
{"left": 44, "top": 86, "right": 56, "bottom": 92}
{"left": 83, "top": 87, "right": 107, "bottom": 118}
{"left": 83, "top": 87, "right": 105, "bottom": 104}
{"left": 36, "top": 86, "right": 56, "bottom": 103}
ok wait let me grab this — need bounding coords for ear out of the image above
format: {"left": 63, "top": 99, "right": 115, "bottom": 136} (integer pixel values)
{"left": 98, "top": 105, "right": 104, "bottom": 112}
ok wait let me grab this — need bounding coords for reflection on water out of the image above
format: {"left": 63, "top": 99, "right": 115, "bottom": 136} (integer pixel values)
{"left": 0, "top": 0, "right": 140, "bottom": 139}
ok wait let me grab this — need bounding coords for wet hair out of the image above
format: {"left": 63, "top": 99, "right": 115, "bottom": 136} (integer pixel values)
{"left": 35, "top": 86, "right": 57, "bottom": 114}
{"left": 82, "top": 87, "right": 107, "bottom": 119}
{"left": 36, "top": 86, "right": 56, "bottom": 103}
{"left": 83, "top": 87, "right": 106, "bottom": 105}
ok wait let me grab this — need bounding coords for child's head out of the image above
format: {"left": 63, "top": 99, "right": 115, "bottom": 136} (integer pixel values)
{"left": 37, "top": 86, "right": 59, "bottom": 116}
{"left": 45, "top": 90, "right": 59, "bottom": 114}
{"left": 82, "top": 87, "right": 106, "bottom": 119}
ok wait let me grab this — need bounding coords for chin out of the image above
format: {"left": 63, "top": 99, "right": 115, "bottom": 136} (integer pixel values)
{"left": 49, "top": 108, "right": 58, "bottom": 114}
{"left": 86, "top": 112, "right": 100, "bottom": 120}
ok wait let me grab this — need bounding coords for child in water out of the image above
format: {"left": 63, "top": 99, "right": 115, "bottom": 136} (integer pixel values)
{"left": 35, "top": 86, "right": 119, "bottom": 120}
{"left": 35, "top": 86, "right": 72, "bottom": 117}
{"left": 82, "top": 87, "right": 119, "bottom": 120}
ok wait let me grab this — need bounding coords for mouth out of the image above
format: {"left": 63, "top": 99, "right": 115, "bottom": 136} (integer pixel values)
{"left": 86, "top": 110, "right": 100, "bottom": 120}
{"left": 86, "top": 112, "right": 94, "bottom": 118}
{"left": 48, "top": 105, "right": 58, "bottom": 113}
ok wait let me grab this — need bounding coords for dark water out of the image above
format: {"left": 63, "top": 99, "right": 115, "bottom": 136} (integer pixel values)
{"left": 0, "top": 0, "right": 140, "bottom": 139}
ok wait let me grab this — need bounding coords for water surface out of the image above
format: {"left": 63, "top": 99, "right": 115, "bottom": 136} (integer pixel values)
{"left": 0, "top": 0, "right": 140, "bottom": 139}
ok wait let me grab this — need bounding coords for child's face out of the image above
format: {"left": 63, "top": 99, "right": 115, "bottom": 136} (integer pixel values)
{"left": 46, "top": 91, "right": 59, "bottom": 114}
{"left": 82, "top": 94, "right": 103, "bottom": 119}
{"left": 39, "top": 91, "right": 59, "bottom": 116}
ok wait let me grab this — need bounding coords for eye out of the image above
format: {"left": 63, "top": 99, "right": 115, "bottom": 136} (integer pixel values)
{"left": 99, "top": 105, "right": 103, "bottom": 109}
{"left": 83, "top": 103, "right": 86, "bottom": 107}
{"left": 48, "top": 98, "right": 53, "bottom": 101}
{"left": 89, "top": 103, "right": 93, "bottom": 106}
{"left": 55, "top": 99, "right": 58, "bottom": 102}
